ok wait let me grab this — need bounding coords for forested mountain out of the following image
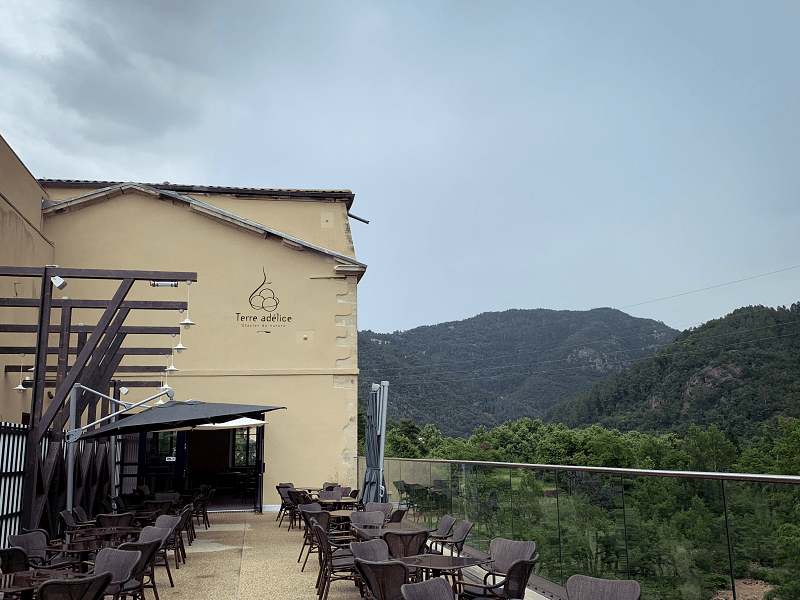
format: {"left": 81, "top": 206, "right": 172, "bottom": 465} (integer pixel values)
{"left": 546, "top": 303, "right": 800, "bottom": 439}
{"left": 358, "top": 308, "right": 679, "bottom": 437}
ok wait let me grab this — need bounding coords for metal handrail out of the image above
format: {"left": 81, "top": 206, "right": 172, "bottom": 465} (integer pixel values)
{"left": 374, "top": 455, "right": 800, "bottom": 485}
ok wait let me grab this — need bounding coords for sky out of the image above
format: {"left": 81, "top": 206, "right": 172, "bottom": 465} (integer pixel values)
{"left": 1, "top": 1, "right": 798, "bottom": 334}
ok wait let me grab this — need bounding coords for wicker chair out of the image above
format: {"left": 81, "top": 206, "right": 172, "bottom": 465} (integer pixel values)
{"left": 564, "top": 574, "right": 642, "bottom": 600}
{"left": 384, "top": 530, "right": 429, "bottom": 559}
{"left": 86, "top": 548, "right": 141, "bottom": 599}
{"left": 388, "top": 508, "right": 408, "bottom": 523}
{"left": 96, "top": 512, "right": 135, "bottom": 528}
{"left": 365, "top": 502, "right": 394, "bottom": 521}
{"left": 356, "top": 558, "right": 412, "bottom": 600}
{"left": 0, "top": 547, "right": 30, "bottom": 573}
{"left": 8, "top": 530, "right": 78, "bottom": 570}
{"left": 313, "top": 522, "right": 356, "bottom": 600}
{"left": 473, "top": 538, "right": 537, "bottom": 589}
{"left": 193, "top": 488, "right": 214, "bottom": 530}
{"left": 350, "top": 511, "right": 386, "bottom": 527}
{"left": 116, "top": 539, "right": 163, "bottom": 600}
{"left": 429, "top": 520, "right": 473, "bottom": 556}
{"left": 137, "top": 526, "right": 174, "bottom": 588}
{"left": 426, "top": 515, "right": 456, "bottom": 547}
{"left": 296, "top": 504, "right": 323, "bottom": 567}
{"left": 457, "top": 558, "right": 538, "bottom": 599}
{"left": 36, "top": 571, "right": 112, "bottom": 600}
{"left": 350, "top": 539, "right": 391, "bottom": 595}
{"left": 144, "top": 500, "right": 173, "bottom": 520}
{"left": 154, "top": 515, "right": 183, "bottom": 569}
{"left": 72, "top": 506, "right": 94, "bottom": 525}
{"left": 401, "top": 577, "right": 455, "bottom": 600}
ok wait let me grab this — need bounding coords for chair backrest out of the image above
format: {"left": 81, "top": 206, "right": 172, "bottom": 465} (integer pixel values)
{"left": 350, "top": 511, "right": 385, "bottom": 526}
{"left": 311, "top": 523, "right": 333, "bottom": 561}
{"left": 565, "top": 574, "right": 642, "bottom": 600}
{"left": 110, "top": 495, "right": 126, "bottom": 511}
{"left": 298, "top": 502, "right": 322, "bottom": 513}
{"left": 322, "top": 482, "right": 338, "bottom": 491}
{"left": 287, "top": 489, "right": 304, "bottom": 504}
{"left": 388, "top": 508, "right": 407, "bottom": 523}
{"left": 384, "top": 530, "right": 429, "bottom": 558}
{"left": 0, "top": 547, "right": 29, "bottom": 573}
{"left": 60, "top": 509, "right": 78, "bottom": 528}
{"left": 340, "top": 487, "right": 352, "bottom": 497}
{"left": 8, "top": 530, "right": 48, "bottom": 561}
{"left": 154, "top": 492, "right": 181, "bottom": 504}
{"left": 37, "top": 571, "right": 112, "bottom": 600}
{"left": 349, "top": 538, "right": 390, "bottom": 562}
{"left": 365, "top": 502, "right": 393, "bottom": 519}
{"left": 349, "top": 488, "right": 360, "bottom": 499}
{"left": 137, "top": 526, "right": 171, "bottom": 546}
{"left": 73, "top": 506, "right": 90, "bottom": 523}
{"left": 318, "top": 490, "right": 341, "bottom": 501}
{"left": 489, "top": 538, "right": 537, "bottom": 575}
{"left": 278, "top": 482, "right": 293, "bottom": 488}
{"left": 144, "top": 500, "right": 173, "bottom": 519}
{"left": 401, "top": 576, "right": 455, "bottom": 600}
{"left": 432, "top": 515, "right": 456, "bottom": 537}
{"left": 355, "top": 558, "right": 410, "bottom": 600}
{"left": 305, "top": 510, "right": 331, "bottom": 531}
{"left": 96, "top": 512, "right": 135, "bottom": 528}
{"left": 117, "top": 539, "right": 162, "bottom": 581}
{"left": 450, "top": 520, "right": 473, "bottom": 549}
{"left": 137, "top": 485, "right": 152, "bottom": 496}
{"left": 93, "top": 548, "right": 140, "bottom": 584}
{"left": 154, "top": 514, "right": 181, "bottom": 532}
{"left": 500, "top": 558, "right": 539, "bottom": 599}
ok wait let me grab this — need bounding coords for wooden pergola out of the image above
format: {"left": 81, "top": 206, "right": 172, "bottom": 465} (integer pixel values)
{"left": 0, "top": 266, "right": 197, "bottom": 533}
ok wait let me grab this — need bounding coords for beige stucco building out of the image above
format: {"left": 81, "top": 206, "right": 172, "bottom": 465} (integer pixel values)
{"left": 0, "top": 133, "right": 366, "bottom": 509}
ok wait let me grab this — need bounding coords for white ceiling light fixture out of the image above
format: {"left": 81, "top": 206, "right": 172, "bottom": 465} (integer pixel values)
{"left": 13, "top": 353, "right": 25, "bottom": 392}
{"left": 50, "top": 275, "right": 67, "bottom": 290}
{"left": 179, "top": 281, "right": 195, "bottom": 329}
{"left": 173, "top": 330, "right": 187, "bottom": 354}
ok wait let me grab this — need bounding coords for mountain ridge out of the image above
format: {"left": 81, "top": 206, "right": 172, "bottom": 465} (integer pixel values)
{"left": 358, "top": 307, "right": 680, "bottom": 437}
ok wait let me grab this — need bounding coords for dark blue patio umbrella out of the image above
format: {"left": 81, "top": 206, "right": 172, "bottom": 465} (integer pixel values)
{"left": 362, "top": 382, "right": 388, "bottom": 504}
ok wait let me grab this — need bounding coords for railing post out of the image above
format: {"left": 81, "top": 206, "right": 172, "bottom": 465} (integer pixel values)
{"left": 555, "top": 469, "right": 564, "bottom": 585}
{"left": 722, "top": 480, "right": 737, "bottom": 600}
{"left": 621, "top": 473, "right": 630, "bottom": 580}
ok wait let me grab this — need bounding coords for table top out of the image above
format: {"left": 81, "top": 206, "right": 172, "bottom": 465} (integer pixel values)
{"left": 0, "top": 569, "right": 88, "bottom": 594}
{"left": 396, "top": 554, "right": 492, "bottom": 570}
{"left": 329, "top": 510, "right": 355, "bottom": 518}
{"left": 71, "top": 526, "right": 141, "bottom": 537}
{"left": 353, "top": 522, "right": 430, "bottom": 539}
{"left": 37, "top": 539, "right": 113, "bottom": 554}
{"left": 318, "top": 497, "right": 357, "bottom": 504}
{"left": 294, "top": 486, "right": 323, "bottom": 492}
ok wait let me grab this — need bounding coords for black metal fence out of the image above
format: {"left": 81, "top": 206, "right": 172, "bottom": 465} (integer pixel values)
{"left": 0, "top": 422, "right": 27, "bottom": 546}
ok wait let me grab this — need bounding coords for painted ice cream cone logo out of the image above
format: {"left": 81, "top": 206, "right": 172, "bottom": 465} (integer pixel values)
{"left": 249, "top": 268, "right": 279, "bottom": 312}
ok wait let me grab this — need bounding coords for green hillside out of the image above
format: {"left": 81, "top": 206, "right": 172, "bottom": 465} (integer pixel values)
{"left": 547, "top": 303, "right": 800, "bottom": 439}
{"left": 358, "top": 308, "right": 679, "bottom": 437}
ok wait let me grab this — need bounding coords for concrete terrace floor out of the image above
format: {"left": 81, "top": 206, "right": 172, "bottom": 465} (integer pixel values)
{"left": 159, "top": 510, "right": 362, "bottom": 600}
{"left": 161, "top": 510, "right": 550, "bottom": 600}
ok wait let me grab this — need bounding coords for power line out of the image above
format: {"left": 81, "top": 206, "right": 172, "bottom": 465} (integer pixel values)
{"left": 617, "top": 265, "right": 800, "bottom": 310}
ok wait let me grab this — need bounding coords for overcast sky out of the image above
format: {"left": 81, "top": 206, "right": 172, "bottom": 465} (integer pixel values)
{"left": 2, "top": 1, "right": 798, "bottom": 334}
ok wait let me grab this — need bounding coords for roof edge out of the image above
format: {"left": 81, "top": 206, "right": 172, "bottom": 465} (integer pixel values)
{"left": 38, "top": 179, "right": 355, "bottom": 210}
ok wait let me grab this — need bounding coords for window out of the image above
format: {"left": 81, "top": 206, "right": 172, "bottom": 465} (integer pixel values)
{"left": 234, "top": 427, "right": 257, "bottom": 467}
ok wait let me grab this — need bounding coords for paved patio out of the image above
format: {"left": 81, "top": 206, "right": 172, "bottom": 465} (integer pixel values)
{"left": 159, "top": 510, "right": 549, "bottom": 600}
{"left": 159, "top": 510, "right": 361, "bottom": 600}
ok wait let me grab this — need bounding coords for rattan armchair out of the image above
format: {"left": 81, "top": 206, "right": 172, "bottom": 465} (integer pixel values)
{"left": 564, "top": 574, "right": 642, "bottom": 600}
{"left": 355, "top": 558, "right": 412, "bottom": 600}
{"left": 36, "top": 571, "right": 112, "bottom": 600}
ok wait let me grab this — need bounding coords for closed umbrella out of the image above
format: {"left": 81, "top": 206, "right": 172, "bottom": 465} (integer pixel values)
{"left": 362, "top": 381, "right": 388, "bottom": 504}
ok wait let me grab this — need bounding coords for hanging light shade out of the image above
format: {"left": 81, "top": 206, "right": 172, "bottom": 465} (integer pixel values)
{"left": 14, "top": 353, "right": 25, "bottom": 392}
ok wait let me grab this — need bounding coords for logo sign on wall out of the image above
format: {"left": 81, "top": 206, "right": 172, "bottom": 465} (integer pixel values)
{"left": 236, "top": 268, "right": 294, "bottom": 333}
